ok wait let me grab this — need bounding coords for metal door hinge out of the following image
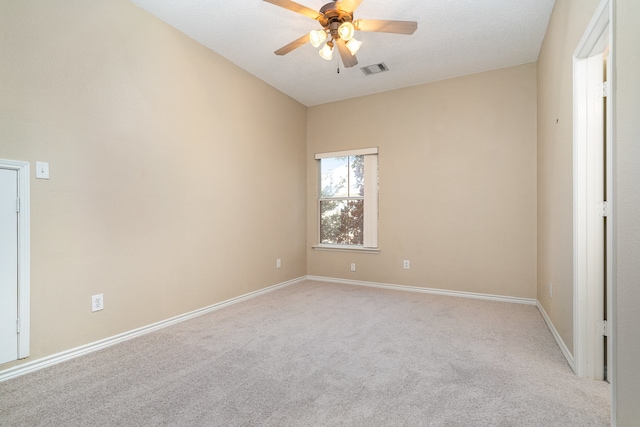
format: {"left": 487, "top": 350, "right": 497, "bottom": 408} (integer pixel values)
{"left": 16, "top": 197, "right": 20, "bottom": 213}
{"left": 16, "top": 318, "right": 20, "bottom": 334}
{"left": 598, "top": 201, "right": 609, "bottom": 217}
{"left": 597, "top": 320, "right": 608, "bottom": 337}
{"left": 601, "top": 81, "right": 609, "bottom": 98}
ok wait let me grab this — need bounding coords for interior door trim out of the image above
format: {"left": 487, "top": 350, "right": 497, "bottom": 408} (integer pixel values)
{"left": 0, "top": 159, "right": 30, "bottom": 360}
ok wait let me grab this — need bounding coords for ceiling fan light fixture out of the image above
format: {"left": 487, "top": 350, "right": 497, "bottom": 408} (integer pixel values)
{"left": 346, "top": 38, "right": 362, "bottom": 55}
{"left": 337, "top": 21, "right": 355, "bottom": 41}
{"left": 309, "top": 29, "right": 327, "bottom": 48}
{"left": 319, "top": 42, "right": 334, "bottom": 60}
{"left": 265, "top": 0, "right": 418, "bottom": 69}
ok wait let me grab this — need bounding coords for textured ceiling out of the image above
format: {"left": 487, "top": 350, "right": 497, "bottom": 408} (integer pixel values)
{"left": 129, "top": 0, "right": 555, "bottom": 107}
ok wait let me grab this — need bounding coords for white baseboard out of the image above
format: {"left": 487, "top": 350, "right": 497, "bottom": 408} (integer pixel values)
{"left": 307, "top": 275, "right": 537, "bottom": 305}
{"left": 2, "top": 276, "right": 574, "bottom": 383}
{"left": 536, "top": 301, "right": 575, "bottom": 372}
{"left": 0, "top": 276, "right": 305, "bottom": 383}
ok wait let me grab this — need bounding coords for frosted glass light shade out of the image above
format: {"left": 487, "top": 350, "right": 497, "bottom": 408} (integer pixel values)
{"left": 338, "top": 22, "right": 355, "bottom": 41}
{"left": 309, "top": 30, "right": 327, "bottom": 48}
{"left": 346, "top": 38, "right": 362, "bottom": 55}
{"left": 319, "top": 43, "right": 333, "bottom": 60}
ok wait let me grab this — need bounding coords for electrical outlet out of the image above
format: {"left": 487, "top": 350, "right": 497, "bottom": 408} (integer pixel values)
{"left": 403, "top": 260, "right": 410, "bottom": 269}
{"left": 92, "top": 294, "right": 104, "bottom": 312}
{"left": 276, "top": 258, "right": 281, "bottom": 268}
{"left": 549, "top": 283, "right": 553, "bottom": 298}
{"left": 350, "top": 262, "right": 356, "bottom": 272}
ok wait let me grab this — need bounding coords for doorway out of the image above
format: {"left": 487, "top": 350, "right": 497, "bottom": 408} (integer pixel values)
{"left": 0, "top": 159, "right": 30, "bottom": 364}
{"left": 573, "top": 0, "right": 613, "bottom": 381}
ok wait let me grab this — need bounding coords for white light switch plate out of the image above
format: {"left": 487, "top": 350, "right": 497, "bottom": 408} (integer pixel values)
{"left": 36, "top": 161, "right": 50, "bottom": 179}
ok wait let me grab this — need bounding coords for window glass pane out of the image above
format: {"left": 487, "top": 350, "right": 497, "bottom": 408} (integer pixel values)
{"left": 320, "top": 199, "right": 364, "bottom": 245}
{"left": 349, "top": 155, "right": 365, "bottom": 197}
{"left": 320, "top": 157, "right": 348, "bottom": 198}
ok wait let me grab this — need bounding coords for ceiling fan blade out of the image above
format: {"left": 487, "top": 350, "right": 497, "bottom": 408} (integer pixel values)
{"left": 336, "top": 38, "right": 358, "bottom": 68}
{"left": 263, "top": 0, "right": 321, "bottom": 20}
{"left": 275, "top": 33, "right": 311, "bottom": 55}
{"left": 354, "top": 19, "right": 418, "bottom": 35}
{"left": 336, "top": 0, "right": 363, "bottom": 13}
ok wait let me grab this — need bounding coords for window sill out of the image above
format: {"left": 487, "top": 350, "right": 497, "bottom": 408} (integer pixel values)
{"left": 312, "top": 244, "right": 380, "bottom": 253}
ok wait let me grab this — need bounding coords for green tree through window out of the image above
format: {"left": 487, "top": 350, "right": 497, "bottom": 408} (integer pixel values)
{"left": 319, "top": 155, "right": 367, "bottom": 245}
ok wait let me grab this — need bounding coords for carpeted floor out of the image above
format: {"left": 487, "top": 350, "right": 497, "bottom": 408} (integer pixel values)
{"left": 0, "top": 280, "right": 610, "bottom": 426}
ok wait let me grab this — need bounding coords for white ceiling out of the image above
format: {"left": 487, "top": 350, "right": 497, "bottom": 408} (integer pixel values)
{"left": 129, "top": 0, "right": 555, "bottom": 107}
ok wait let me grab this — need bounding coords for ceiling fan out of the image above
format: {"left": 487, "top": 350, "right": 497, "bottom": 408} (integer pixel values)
{"left": 263, "top": 0, "right": 417, "bottom": 68}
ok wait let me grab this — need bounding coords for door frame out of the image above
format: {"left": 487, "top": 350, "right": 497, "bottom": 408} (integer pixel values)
{"left": 0, "top": 159, "right": 30, "bottom": 359}
{"left": 572, "top": 0, "right": 613, "bottom": 380}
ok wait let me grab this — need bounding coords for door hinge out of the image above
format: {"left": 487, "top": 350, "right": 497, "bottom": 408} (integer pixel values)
{"left": 601, "top": 81, "right": 609, "bottom": 98}
{"left": 597, "top": 320, "right": 608, "bottom": 337}
{"left": 16, "top": 318, "right": 20, "bottom": 334}
{"left": 598, "top": 201, "right": 609, "bottom": 217}
{"left": 16, "top": 197, "right": 20, "bottom": 213}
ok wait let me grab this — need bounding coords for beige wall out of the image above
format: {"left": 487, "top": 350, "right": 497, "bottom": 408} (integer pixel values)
{"left": 0, "top": 0, "right": 307, "bottom": 368}
{"left": 613, "top": 0, "right": 640, "bottom": 423}
{"left": 307, "top": 64, "right": 538, "bottom": 299}
{"left": 536, "top": 0, "right": 601, "bottom": 355}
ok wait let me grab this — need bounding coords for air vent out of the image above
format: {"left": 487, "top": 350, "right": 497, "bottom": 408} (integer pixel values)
{"left": 361, "top": 63, "right": 389, "bottom": 76}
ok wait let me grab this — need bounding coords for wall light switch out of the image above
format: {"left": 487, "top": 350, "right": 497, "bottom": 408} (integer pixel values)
{"left": 36, "top": 161, "right": 50, "bottom": 179}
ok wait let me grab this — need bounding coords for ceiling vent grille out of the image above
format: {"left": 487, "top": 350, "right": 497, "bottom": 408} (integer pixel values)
{"left": 361, "top": 63, "right": 389, "bottom": 76}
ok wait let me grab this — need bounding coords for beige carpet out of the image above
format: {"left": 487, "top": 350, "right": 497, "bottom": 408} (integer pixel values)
{"left": 0, "top": 280, "right": 610, "bottom": 426}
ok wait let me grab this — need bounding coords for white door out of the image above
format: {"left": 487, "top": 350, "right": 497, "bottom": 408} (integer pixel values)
{"left": 0, "top": 168, "right": 19, "bottom": 364}
{"left": 586, "top": 52, "right": 606, "bottom": 381}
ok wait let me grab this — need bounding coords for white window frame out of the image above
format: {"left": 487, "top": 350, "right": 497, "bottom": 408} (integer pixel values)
{"left": 314, "top": 147, "right": 379, "bottom": 252}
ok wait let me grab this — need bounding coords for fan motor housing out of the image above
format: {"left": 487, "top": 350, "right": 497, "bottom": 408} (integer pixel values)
{"left": 318, "top": 1, "right": 353, "bottom": 30}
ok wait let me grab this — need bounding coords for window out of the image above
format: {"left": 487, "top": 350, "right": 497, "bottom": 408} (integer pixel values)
{"left": 315, "top": 147, "right": 378, "bottom": 250}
